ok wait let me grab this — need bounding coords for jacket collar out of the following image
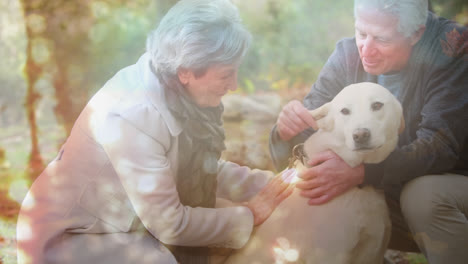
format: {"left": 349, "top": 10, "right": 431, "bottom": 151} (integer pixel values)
{"left": 137, "top": 53, "right": 184, "bottom": 137}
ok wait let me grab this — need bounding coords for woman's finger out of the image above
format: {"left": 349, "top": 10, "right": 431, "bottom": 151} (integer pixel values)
{"left": 274, "top": 181, "right": 295, "bottom": 206}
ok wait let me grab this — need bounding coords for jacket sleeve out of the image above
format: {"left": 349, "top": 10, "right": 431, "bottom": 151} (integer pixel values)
{"left": 216, "top": 160, "right": 274, "bottom": 202}
{"left": 363, "top": 43, "right": 468, "bottom": 193}
{"left": 101, "top": 105, "right": 253, "bottom": 249}
{"left": 269, "top": 39, "right": 351, "bottom": 172}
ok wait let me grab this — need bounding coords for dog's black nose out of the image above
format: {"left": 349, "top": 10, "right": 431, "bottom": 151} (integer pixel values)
{"left": 353, "top": 128, "right": 371, "bottom": 144}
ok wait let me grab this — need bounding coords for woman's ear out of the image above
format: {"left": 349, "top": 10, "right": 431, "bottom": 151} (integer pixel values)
{"left": 177, "top": 68, "right": 192, "bottom": 85}
{"left": 309, "top": 102, "right": 334, "bottom": 131}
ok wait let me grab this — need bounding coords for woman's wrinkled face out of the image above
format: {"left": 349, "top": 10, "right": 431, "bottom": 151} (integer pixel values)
{"left": 355, "top": 8, "right": 421, "bottom": 75}
{"left": 178, "top": 65, "right": 238, "bottom": 107}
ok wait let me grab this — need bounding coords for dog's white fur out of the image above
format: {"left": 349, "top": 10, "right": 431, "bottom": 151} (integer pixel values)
{"left": 226, "top": 82, "right": 404, "bottom": 264}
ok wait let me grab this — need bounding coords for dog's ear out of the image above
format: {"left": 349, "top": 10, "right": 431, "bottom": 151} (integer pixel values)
{"left": 309, "top": 102, "right": 334, "bottom": 131}
{"left": 399, "top": 114, "right": 405, "bottom": 134}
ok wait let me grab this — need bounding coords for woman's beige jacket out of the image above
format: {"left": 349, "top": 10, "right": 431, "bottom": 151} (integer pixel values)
{"left": 17, "top": 53, "right": 273, "bottom": 264}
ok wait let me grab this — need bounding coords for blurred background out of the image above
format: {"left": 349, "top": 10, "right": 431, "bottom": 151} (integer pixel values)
{"left": 0, "top": 0, "right": 467, "bottom": 263}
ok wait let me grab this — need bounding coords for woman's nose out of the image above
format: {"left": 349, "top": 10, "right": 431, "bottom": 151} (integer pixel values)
{"left": 228, "top": 73, "right": 238, "bottom": 91}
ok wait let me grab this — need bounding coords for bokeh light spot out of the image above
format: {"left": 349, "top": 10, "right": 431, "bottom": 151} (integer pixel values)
{"left": 91, "top": 1, "right": 110, "bottom": 18}
{"left": 31, "top": 37, "right": 52, "bottom": 64}
{"left": 284, "top": 249, "right": 299, "bottom": 262}
{"left": 16, "top": 218, "right": 32, "bottom": 241}
{"left": 8, "top": 178, "right": 29, "bottom": 204}
{"left": 137, "top": 175, "right": 158, "bottom": 194}
{"left": 26, "top": 14, "right": 46, "bottom": 34}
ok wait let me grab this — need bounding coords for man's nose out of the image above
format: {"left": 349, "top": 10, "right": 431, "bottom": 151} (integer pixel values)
{"left": 361, "top": 38, "right": 377, "bottom": 57}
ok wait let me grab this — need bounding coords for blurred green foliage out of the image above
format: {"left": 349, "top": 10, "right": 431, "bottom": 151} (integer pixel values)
{"left": 0, "top": 1, "right": 465, "bottom": 263}
{"left": 238, "top": 0, "right": 354, "bottom": 91}
{"left": 0, "top": 0, "right": 467, "bottom": 160}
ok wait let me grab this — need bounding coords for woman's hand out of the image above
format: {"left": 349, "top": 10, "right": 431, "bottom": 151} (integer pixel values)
{"left": 244, "top": 169, "right": 296, "bottom": 226}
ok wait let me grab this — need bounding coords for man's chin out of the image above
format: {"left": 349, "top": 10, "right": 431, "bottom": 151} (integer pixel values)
{"left": 363, "top": 65, "right": 384, "bottom": 75}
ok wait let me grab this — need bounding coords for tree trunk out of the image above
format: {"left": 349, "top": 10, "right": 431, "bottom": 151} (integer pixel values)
{"left": 22, "top": 23, "right": 45, "bottom": 179}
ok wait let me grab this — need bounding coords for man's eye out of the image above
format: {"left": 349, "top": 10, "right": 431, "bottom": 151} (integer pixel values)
{"left": 371, "top": 102, "right": 384, "bottom": 111}
{"left": 356, "top": 30, "right": 366, "bottom": 38}
{"left": 377, "top": 38, "right": 390, "bottom": 43}
{"left": 341, "top": 108, "right": 350, "bottom": 115}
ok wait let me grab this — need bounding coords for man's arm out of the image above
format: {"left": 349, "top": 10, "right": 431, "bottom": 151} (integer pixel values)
{"left": 269, "top": 39, "right": 353, "bottom": 172}
{"left": 364, "top": 48, "right": 468, "bottom": 196}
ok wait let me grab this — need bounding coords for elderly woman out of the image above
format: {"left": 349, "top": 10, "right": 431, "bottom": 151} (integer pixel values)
{"left": 16, "top": 0, "right": 294, "bottom": 263}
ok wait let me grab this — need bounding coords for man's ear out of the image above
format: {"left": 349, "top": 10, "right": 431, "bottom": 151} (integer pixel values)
{"left": 309, "top": 102, "right": 334, "bottom": 131}
{"left": 399, "top": 115, "right": 405, "bottom": 135}
{"left": 177, "top": 68, "right": 192, "bottom": 85}
{"left": 410, "top": 25, "right": 426, "bottom": 46}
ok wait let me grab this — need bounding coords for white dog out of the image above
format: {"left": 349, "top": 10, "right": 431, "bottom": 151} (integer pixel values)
{"left": 226, "top": 82, "right": 404, "bottom": 264}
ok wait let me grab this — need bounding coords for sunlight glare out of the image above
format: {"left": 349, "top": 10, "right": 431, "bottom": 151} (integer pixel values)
{"left": 17, "top": 248, "right": 32, "bottom": 264}
{"left": 8, "top": 178, "right": 30, "bottom": 204}
{"left": 281, "top": 168, "right": 300, "bottom": 184}
{"left": 16, "top": 218, "right": 33, "bottom": 241}
{"left": 284, "top": 249, "right": 299, "bottom": 262}
{"left": 19, "top": 192, "right": 36, "bottom": 210}
{"left": 137, "top": 175, "right": 158, "bottom": 194}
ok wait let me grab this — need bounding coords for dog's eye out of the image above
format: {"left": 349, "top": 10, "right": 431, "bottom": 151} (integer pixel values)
{"left": 371, "top": 102, "right": 384, "bottom": 111}
{"left": 340, "top": 108, "right": 350, "bottom": 115}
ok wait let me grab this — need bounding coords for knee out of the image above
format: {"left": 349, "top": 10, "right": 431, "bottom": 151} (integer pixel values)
{"left": 399, "top": 176, "right": 442, "bottom": 230}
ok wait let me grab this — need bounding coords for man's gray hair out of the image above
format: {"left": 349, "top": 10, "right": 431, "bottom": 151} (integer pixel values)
{"left": 354, "top": 0, "right": 428, "bottom": 37}
{"left": 146, "top": 0, "right": 251, "bottom": 78}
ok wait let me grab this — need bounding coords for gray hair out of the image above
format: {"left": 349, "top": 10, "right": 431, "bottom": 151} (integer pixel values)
{"left": 354, "top": 0, "right": 428, "bottom": 37}
{"left": 146, "top": 0, "right": 251, "bottom": 78}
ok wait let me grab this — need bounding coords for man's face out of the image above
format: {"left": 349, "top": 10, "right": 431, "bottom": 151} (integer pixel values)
{"left": 355, "top": 8, "right": 421, "bottom": 75}
{"left": 179, "top": 65, "right": 238, "bottom": 108}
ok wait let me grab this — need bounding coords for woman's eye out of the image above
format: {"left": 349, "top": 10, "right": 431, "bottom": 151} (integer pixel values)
{"left": 341, "top": 108, "right": 350, "bottom": 115}
{"left": 372, "top": 102, "right": 384, "bottom": 111}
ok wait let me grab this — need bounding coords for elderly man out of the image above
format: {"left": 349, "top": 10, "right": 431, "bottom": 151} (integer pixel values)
{"left": 270, "top": 0, "right": 468, "bottom": 263}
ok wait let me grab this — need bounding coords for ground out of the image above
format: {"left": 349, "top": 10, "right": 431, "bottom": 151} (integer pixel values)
{"left": 0, "top": 186, "right": 20, "bottom": 264}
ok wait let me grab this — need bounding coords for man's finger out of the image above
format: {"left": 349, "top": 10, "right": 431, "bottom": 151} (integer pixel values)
{"left": 308, "top": 194, "right": 332, "bottom": 205}
{"left": 293, "top": 103, "right": 318, "bottom": 130}
{"left": 307, "top": 150, "right": 334, "bottom": 167}
{"left": 295, "top": 178, "right": 322, "bottom": 190}
{"left": 299, "top": 185, "right": 328, "bottom": 199}
{"left": 278, "top": 118, "right": 302, "bottom": 139}
{"left": 298, "top": 166, "right": 318, "bottom": 181}
{"left": 308, "top": 187, "right": 344, "bottom": 205}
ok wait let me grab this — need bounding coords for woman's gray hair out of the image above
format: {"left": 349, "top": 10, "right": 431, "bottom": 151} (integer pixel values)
{"left": 354, "top": 0, "right": 428, "bottom": 37}
{"left": 146, "top": 0, "right": 251, "bottom": 78}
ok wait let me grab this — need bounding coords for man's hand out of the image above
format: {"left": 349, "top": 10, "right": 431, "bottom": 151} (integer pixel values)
{"left": 276, "top": 100, "right": 318, "bottom": 141}
{"left": 296, "top": 150, "right": 364, "bottom": 205}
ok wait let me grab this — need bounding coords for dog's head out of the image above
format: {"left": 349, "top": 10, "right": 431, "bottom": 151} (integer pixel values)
{"left": 310, "top": 82, "right": 404, "bottom": 164}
